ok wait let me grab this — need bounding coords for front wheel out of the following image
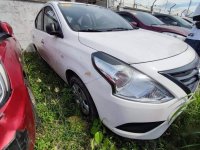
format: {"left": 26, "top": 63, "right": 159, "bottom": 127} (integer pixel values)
{"left": 69, "top": 76, "right": 98, "bottom": 121}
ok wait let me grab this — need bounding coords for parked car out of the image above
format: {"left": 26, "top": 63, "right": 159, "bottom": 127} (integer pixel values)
{"left": 0, "top": 21, "right": 35, "bottom": 149}
{"left": 154, "top": 13, "right": 193, "bottom": 29}
{"left": 33, "top": 1, "right": 199, "bottom": 140}
{"left": 117, "top": 11, "right": 189, "bottom": 40}
{"left": 183, "top": 17, "right": 195, "bottom": 25}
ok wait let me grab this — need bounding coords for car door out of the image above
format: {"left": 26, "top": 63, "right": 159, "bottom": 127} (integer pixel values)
{"left": 42, "top": 6, "right": 64, "bottom": 70}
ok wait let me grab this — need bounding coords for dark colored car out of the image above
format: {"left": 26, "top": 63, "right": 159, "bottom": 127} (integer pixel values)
{"left": 0, "top": 21, "right": 35, "bottom": 149}
{"left": 154, "top": 13, "right": 193, "bottom": 29}
{"left": 118, "top": 11, "right": 189, "bottom": 40}
{"left": 183, "top": 17, "right": 194, "bottom": 25}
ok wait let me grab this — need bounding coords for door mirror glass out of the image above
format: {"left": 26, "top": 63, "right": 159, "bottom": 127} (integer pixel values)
{"left": 46, "top": 23, "right": 63, "bottom": 38}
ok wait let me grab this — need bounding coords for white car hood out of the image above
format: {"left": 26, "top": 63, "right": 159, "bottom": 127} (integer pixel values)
{"left": 78, "top": 29, "right": 188, "bottom": 64}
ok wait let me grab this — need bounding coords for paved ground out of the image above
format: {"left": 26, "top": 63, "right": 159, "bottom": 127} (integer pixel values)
{"left": 0, "top": 0, "right": 43, "bottom": 49}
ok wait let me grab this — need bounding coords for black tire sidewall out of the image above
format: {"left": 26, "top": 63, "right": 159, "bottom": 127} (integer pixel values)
{"left": 69, "top": 76, "right": 98, "bottom": 121}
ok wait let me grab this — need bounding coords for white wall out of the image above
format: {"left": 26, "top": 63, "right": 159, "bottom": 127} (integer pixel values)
{"left": 0, "top": 0, "right": 43, "bottom": 49}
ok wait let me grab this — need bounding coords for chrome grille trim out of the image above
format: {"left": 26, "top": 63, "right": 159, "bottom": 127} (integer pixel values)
{"left": 160, "top": 56, "right": 200, "bottom": 94}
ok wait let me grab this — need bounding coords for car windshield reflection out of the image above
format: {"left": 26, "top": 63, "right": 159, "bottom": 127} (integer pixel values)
{"left": 58, "top": 3, "right": 134, "bottom": 32}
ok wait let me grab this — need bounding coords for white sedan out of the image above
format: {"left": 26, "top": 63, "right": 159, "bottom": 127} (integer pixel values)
{"left": 32, "top": 1, "right": 199, "bottom": 139}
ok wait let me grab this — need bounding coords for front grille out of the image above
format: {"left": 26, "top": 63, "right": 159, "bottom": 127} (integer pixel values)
{"left": 5, "top": 130, "right": 29, "bottom": 150}
{"left": 160, "top": 56, "right": 200, "bottom": 94}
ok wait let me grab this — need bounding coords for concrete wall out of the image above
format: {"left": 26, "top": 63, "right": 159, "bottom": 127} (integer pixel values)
{"left": 0, "top": 0, "right": 107, "bottom": 49}
{"left": 0, "top": 0, "right": 43, "bottom": 49}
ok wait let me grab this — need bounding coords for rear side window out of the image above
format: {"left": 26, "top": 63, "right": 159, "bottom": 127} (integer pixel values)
{"left": 35, "top": 9, "right": 44, "bottom": 30}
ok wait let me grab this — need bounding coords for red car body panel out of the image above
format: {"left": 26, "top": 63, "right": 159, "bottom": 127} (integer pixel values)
{"left": 150, "top": 25, "right": 189, "bottom": 36}
{"left": 0, "top": 24, "right": 35, "bottom": 149}
{"left": 118, "top": 11, "right": 189, "bottom": 37}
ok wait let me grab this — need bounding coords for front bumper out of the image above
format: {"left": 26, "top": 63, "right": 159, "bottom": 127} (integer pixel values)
{"left": 112, "top": 95, "right": 193, "bottom": 139}
{"left": 4, "top": 130, "right": 29, "bottom": 150}
{"left": 0, "top": 85, "right": 35, "bottom": 150}
{"left": 86, "top": 48, "right": 199, "bottom": 139}
{"left": 87, "top": 77, "right": 196, "bottom": 139}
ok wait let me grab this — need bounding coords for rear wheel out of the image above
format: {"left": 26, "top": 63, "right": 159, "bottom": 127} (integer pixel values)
{"left": 69, "top": 76, "right": 98, "bottom": 121}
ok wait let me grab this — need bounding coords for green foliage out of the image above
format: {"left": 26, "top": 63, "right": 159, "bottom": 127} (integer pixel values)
{"left": 23, "top": 52, "right": 89, "bottom": 150}
{"left": 90, "top": 121, "right": 116, "bottom": 150}
{"left": 95, "top": 132, "right": 103, "bottom": 144}
{"left": 23, "top": 51, "right": 200, "bottom": 150}
{"left": 91, "top": 119, "right": 102, "bottom": 135}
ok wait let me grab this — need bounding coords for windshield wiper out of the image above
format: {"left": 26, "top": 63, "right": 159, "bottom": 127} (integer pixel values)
{"left": 78, "top": 28, "right": 134, "bottom": 32}
{"left": 105, "top": 27, "right": 133, "bottom": 31}
{"left": 78, "top": 29, "right": 104, "bottom": 32}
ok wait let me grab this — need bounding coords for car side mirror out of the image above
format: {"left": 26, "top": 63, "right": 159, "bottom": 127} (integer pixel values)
{"left": 0, "top": 22, "right": 13, "bottom": 35}
{"left": 46, "top": 23, "right": 63, "bottom": 38}
{"left": 130, "top": 21, "right": 138, "bottom": 27}
{"left": 171, "top": 21, "right": 178, "bottom": 26}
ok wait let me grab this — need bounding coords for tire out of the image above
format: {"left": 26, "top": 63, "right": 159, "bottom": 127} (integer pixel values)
{"left": 33, "top": 44, "right": 41, "bottom": 58}
{"left": 69, "top": 75, "right": 98, "bottom": 121}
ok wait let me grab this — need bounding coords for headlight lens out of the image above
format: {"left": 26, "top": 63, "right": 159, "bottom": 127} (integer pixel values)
{"left": 0, "top": 63, "right": 10, "bottom": 106}
{"left": 162, "top": 32, "right": 186, "bottom": 40}
{"left": 92, "top": 52, "right": 174, "bottom": 103}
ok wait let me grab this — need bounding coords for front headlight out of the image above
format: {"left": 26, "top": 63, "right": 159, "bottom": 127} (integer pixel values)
{"left": 0, "top": 63, "right": 10, "bottom": 107}
{"left": 92, "top": 52, "right": 174, "bottom": 103}
{"left": 162, "top": 32, "right": 186, "bottom": 40}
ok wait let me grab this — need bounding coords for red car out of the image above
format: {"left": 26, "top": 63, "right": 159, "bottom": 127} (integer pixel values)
{"left": 117, "top": 10, "right": 189, "bottom": 40}
{"left": 0, "top": 22, "right": 35, "bottom": 149}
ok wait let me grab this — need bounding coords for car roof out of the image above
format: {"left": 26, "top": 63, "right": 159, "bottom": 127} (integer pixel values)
{"left": 47, "top": 1, "right": 97, "bottom": 7}
{"left": 119, "top": 10, "right": 149, "bottom": 16}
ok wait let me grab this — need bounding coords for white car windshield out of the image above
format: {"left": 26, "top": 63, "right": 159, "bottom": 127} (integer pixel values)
{"left": 58, "top": 3, "right": 134, "bottom": 32}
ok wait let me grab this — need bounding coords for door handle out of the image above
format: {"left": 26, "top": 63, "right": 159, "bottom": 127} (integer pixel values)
{"left": 41, "top": 39, "right": 44, "bottom": 44}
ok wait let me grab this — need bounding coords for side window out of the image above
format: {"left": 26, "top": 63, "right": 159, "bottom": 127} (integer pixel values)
{"left": 156, "top": 16, "right": 165, "bottom": 22}
{"left": 168, "top": 17, "right": 179, "bottom": 26}
{"left": 35, "top": 9, "right": 44, "bottom": 30}
{"left": 120, "top": 14, "right": 136, "bottom": 23}
{"left": 159, "top": 16, "right": 177, "bottom": 25}
{"left": 43, "top": 7, "right": 61, "bottom": 32}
